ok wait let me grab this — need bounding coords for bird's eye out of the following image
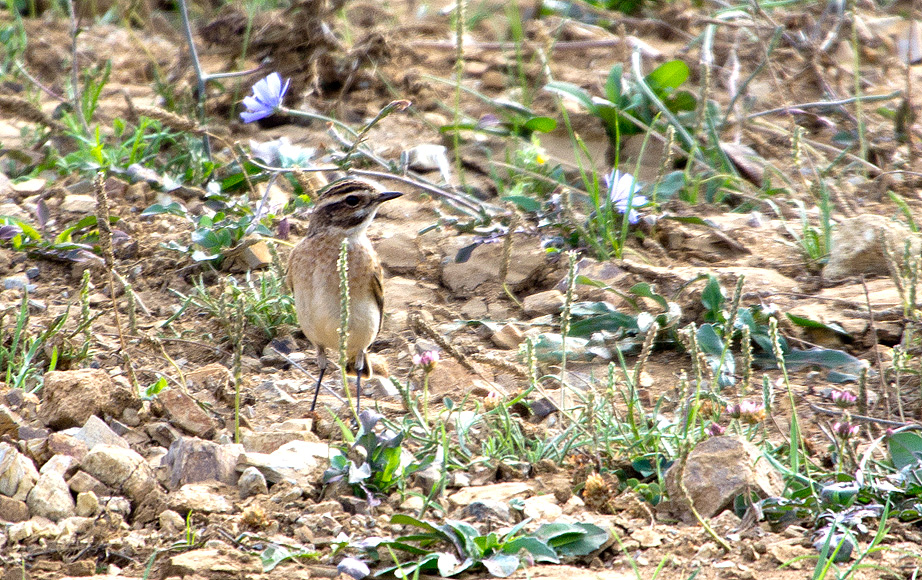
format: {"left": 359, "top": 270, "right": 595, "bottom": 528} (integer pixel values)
{"left": 344, "top": 195, "right": 360, "bottom": 207}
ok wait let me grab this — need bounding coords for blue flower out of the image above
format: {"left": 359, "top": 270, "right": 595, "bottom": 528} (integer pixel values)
{"left": 240, "top": 73, "right": 290, "bottom": 123}
{"left": 605, "top": 169, "right": 648, "bottom": 224}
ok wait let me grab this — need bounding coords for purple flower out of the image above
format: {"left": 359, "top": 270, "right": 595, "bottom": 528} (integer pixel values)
{"left": 707, "top": 423, "right": 726, "bottom": 437}
{"left": 833, "top": 421, "right": 860, "bottom": 439}
{"left": 831, "top": 390, "right": 857, "bottom": 409}
{"left": 241, "top": 73, "right": 289, "bottom": 123}
{"left": 605, "top": 169, "right": 648, "bottom": 224}
{"left": 413, "top": 350, "right": 440, "bottom": 372}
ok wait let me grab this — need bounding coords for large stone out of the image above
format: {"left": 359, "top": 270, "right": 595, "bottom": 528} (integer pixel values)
{"left": 39, "top": 369, "right": 138, "bottom": 430}
{"left": 157, "top": 389, "right": 216, "bottom": 439}
{"left": 441, "top": 234, "right": 548, "bottom": 296}
{"left": 237, "top": 440, "right": 332, "bottom": 487}
{"left": 825, "top": 214, "right": 922, "bottom": 280}
{"left": 80, "top": 444, "right": 157, "bottom": 503}
{"left": 0, "top": 442, "right": 39, "bottom": 501}
{"left": 522, "top": 290, "right": 566, "bottom": 317}
{"left": 27, "top": 472, "right": 76, "bottom": 521}
{"left": 0, "top": 404, "right": 24, "bottom": 439}
{"left": 447, "top": 482, "right": 533, "bottom": 508}
{"left": 73, "top": 415, "right": 130, "bottom": 451}
{"left": 162, "top": 548, "right": 261, "bottom": 578}
{"left": 39, "top": 454, "right": 77, "bottom": 479}
{"left": 0, "top": 495, "right": 30, "bottom": 522}
{"left": 238, "top": 466, "right": 268, "bottom": 499}
{"left": 376, "top": 231, "right": 421, "bottom": 275}
{"left": 661, "top": 436, "right": 783, "bottom": 522}
{"left": 462, "top": 499, "right": 513, "bottom": 523}
{"left": 168, "top": 482, "right": 234, "bottom": 514}
{"left": 240, "top": 428, "right": 318, "bottom": 454}
{"left": 160, "top": 437, "right": 242, "bottom": 490}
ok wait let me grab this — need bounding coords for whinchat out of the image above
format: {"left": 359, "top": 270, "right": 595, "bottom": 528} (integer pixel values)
{"left": 287, "top": 177, "right": 402, "bottom": 413}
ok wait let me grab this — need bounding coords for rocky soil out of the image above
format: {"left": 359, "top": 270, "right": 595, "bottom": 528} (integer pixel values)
{"left": 1, "top": 0, "right": 922, "bottom": 579}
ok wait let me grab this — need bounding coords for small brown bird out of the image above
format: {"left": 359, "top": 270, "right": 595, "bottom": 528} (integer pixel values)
{"left": 287, "top": 177, "right": 402, "bottom": 413}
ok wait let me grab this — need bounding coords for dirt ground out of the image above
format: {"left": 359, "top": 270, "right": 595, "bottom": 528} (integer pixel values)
{"left": 1, "top": 0, "right": 922, "bottom": 578}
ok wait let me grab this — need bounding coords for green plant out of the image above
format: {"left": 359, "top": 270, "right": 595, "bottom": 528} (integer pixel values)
{"left": 0, "top": 281, "right": 95, "bottom": 391}
{"left": 364, "top": 515, "right": 608, "bottom": 577}
{"left": 143, "top": 189, "right": 273, "bottom": 266}
{"left": 545, "top": 60, "right": 696, "bottom": 155}
{"left": 170, "top": 272, "right": 295, "bottom": 342}
{"left": 324, "top": 410, "right": 430, "bottom": 501}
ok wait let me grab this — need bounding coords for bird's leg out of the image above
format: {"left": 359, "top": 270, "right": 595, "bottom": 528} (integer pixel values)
{"left": 354, "top": 350, "right": 365, "bottom": 415}
{"left": 310, "top": 347, "right": 328, "bottom": 412}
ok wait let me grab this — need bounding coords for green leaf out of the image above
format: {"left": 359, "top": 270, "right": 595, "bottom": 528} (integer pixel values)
{"left": 483, "top": 553, "right": 520, "bottom": 577}
{"left": 646, "top": 60, "right": 690, "bottom": 92}
{"left": 141, "top": 201, "right": 187, "bottom": 218}
{"left": 544, "top": 82, "right": 597, "bottom": 113}
{"left": 888, "top": 432, "right": 922, "bottom": 470}
{"left": 391, "top": 514, "right": 441, "bottom": 535}
{"left": 604, "top": 64, "right": 623, "bottom": 105}
{"left": 781, "top": 348, "right": 863, "bottom": 373}
{"left": 145, "top": 376, "right": 167, "bottom": 398}
{"left": 628, "top": 283, "right": 668, "bottom": 310}
{"left": 701, "top": 275, "right": 725, "bottom": 320}
{"left": 523, "top": 116, "right": 557, "bottom": 133}
{"left": 533, "top": 522, "right": 609, "bottom": 556}
{"left": 655, "top": 171, "right": 686, "bottom": 201}
{"left": 502, "top": 537, "right": 559, "bottom": 563}
{"left": 786, "top": 314, "right": 850, "bottom": 338}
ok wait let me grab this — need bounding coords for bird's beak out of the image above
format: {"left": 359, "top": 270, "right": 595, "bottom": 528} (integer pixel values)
{"left": 377, "top": 191, "right": 403, "bottom": 203}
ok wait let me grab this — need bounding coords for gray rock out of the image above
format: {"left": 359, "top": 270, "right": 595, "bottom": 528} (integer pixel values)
{"left": 27, "top": 472, "right": 76, "bottom": 521}
{"left": 0, "top": 495, "right": 30, "bottom": 522}
{"left": 48, "top": 432, "right": 90, "bottom": 461}
{"left": 448, "top": 482, "right": 533, "bottom": 508}
{"left": 39, "top": 369, "right": 137, "bottom": 430}
{"left": 146, "top": 421, "right": 183, "bottom": 447}
{"left": 81, "top": 444, "right": 157, "bottom": 503}
{"left": 254, "top": 381, "right": 297, "bottom": 405}
{"left": 100, "top": 496, "right": 132, "bottom": 518}
{"left": 662, "top": 435, "right": 784, "bottom": 522}
{"left": 169, "top": 482, "right": 234, "bottom": 514}
{"left": 462, "top": 499, "right": 512, "bottom": 523}
{"left": 3, "top": 274, "right": 35, "bottom": 292}
{"left": 491, "top": 323, "right": 524, "bottom": 350}
{"left": 75, "top": 491, "right": 99, "bottom": 517}
{"left": 8, "top": 516, "right": 61, "bottom": 543}
{"left": 441, "top": 234, "right": 548, "bottom": 295}
{"left": 163, "top": 548, "right": 261, "bottom": 579}
{"left": 158, "top": 389, "right": 216, "bottom": 439}
{"left": 522, "top": 289, "right": 566, "bottom": 317}
{"left": 239, "top": 427, "right": 315, "bottom": 454}
{"left": 0, "top": 442, "right": 39, "bottom": 501}
{"left": 67, "top": 470, "right": 109, "bottom": 495}
{"left": 39, "top": 454, "right": 77, "bottom": 479}
{"left": 0, "top": 404, "right": 24, "bottom": 439}
{"left": 159, "top": 509, "right": 186, "bottom": 535}
{"left": 376, "top": 232, "right": 421, "bottom": 275}
{"left": 238, "top": 466, "right": 268, "bottom": 499}
{"left": 412, "top": 462, "right": 443, "bottom": 496}
{"left": 73, "top": 415, "right": 130, "bottom": 451}
{"left": 60, "top": 194, "right": 96, "bottom": 213}
{"left": 161, "top": 437, "right": 242, "bottom": 490}
{"left": 237, "top": 440, "right": 333, "bottom": 487}
{"left": 825, "top": 214, "right": 922, "bottom": 280}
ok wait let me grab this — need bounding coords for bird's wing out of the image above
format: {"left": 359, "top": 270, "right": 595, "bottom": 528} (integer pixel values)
{"left": 372, "top": 258, "right": 385, "bottom": 331}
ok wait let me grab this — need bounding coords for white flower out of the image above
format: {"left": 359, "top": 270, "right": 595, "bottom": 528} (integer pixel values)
{"left": 605, "top": 169, "right": 648, "bottom": 224}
